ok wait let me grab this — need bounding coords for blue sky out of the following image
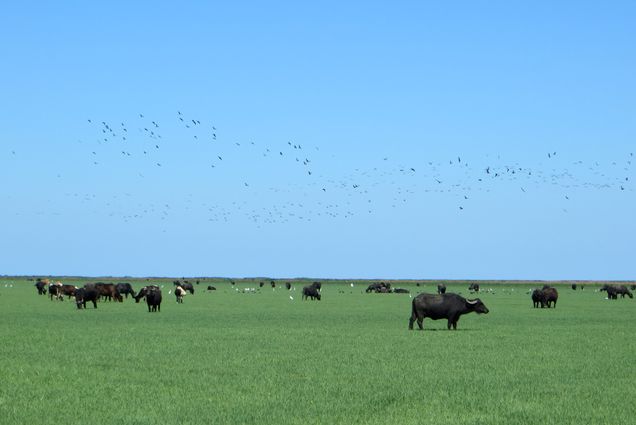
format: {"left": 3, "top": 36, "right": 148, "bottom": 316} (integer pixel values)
{"left": 1, "top": 1, "right": 634, "bottom": 279}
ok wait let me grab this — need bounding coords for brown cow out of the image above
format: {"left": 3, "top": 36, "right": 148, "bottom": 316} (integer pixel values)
{"left": 95, "top": 283, "right": 123, "bottom": 302}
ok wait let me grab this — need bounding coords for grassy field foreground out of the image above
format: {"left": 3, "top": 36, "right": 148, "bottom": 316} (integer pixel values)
{"left": 0, "top": 279, "right": 634, "bottom": 425}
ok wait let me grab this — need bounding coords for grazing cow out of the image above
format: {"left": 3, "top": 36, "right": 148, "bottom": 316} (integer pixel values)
{"left": 49, "top": 282, "right": 63, "bottom": 301}
{"left": 207, "top": 285, "right": 216, "bottom": 291}
{"left": 393, "top": 288, "right": 410, "bottom": 294}
{"left": 600, "top": 284, "right": 633, "bottom": 299}
{"left": 285, "top": 282, "right": 292, "bottom": 290}
{"left": 302, "top": 285, "right": 321, "bottom": 300}
{"left": 571, "top": 283, "right": 577, "bottom": 290}
{"left": 270, "top": 281, "right": 276, "bottom": 288}
{"left": 60, "top": 284, "right": 77, "bottom": 299}
{"left": 175, "top": 286, "right": 186, "bottom": 304}
{"left": 259, "top": 282, "right": 264, "bottom": 287}
{"left": 115, "top": 283, "right": 136, "bottom": 299}
{"left": 95, "top": 283, "right": 123, "bottom": 302}
{"left": 134, "top": 285, "right": 158, "bottom": 302}
{"left": 366, "top": 282, "right": 390, "bottom": 293}
{"left": 531, "top": 289, "right": 546, "bottom": 308}
{"left": 468, "top": 283, "right": 480, "bottom": 293}
{"left": 35, "top": 278, "right": 49, "bottom": 295}
{"left": 437, "top": 284, "right": 446, "bottom": 294}
{"left": 409, "top": 293, "right": 489, "bottom": 330}
{"left": 180, "top": 282, "right": 194, "bottom": 295}
{"left": 542, "top": 286, "right": 558, "bottom": 308}
{"left": 75, "top": 284, "right": 99, "bottom": 309}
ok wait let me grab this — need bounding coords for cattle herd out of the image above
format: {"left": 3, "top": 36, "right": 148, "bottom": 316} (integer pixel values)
{"left": 32, "top": 278, "right": 634, "bottom": 329}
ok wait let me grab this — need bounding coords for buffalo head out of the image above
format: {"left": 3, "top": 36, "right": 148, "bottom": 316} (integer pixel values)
{"left": 466, "top": 298, "right": 489, "bottom": 314}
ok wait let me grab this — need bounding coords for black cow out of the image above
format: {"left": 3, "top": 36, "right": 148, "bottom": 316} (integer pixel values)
{"left": 600, "top": 284, "right": 633, "bottom": 299}
{"left": 542, "top": 286, "right": 558, "bottom": 308}
{"left": 75, "top": 284, "right": 99, "bottom": 309}
{"left": 302, "top": 286, "right": 321, "bottom": 300}
{"left": 116, "top": 283, "right": 136, "bottom": 299}
{"left": 437, "top": 284, "right": 446, "bottom": 294}
{"left": 468, "top": 283, "right": 480, "bottom": 293}
{"left": 631, "top": 284, "right": 636, "bottom": 291}
{"left": 135, "top": 286, "right": 162, "bottom": 312}
{"left": 393, "top": 288, "right": 410, "bottom": 294}
{"left": 285, "top": 282, "right": 292, "bottom": 290}
{"left": 207, "top": 285, "right": 216, "bottom": 291}
{"left": 95, "top": 283, "right": 122, "bottom": 302}
{"left": 571, "top": 283, "right": 577, "bottom": 290}
{"left": 60, "top": 284, "right": 77, "bottom": 299}
{"left": 35, "top": 279, "right": 48, "bottom": 295}
{"left": 531, "top": 289, "right": 545, "bottom": 308}
{"left": 259, "top": 282, "right": 264, "bottom": 287}
{"left": 180, "top": 282, "right": 194, "bottom": 295}
{"left": 48, "top": 283, "right": 63, "bottom": 301}
{"left": 409, "top": 293, "right": 489, "bottom": 330}
{"left": 270, "top": 281, "right": 276, "bottom": 288}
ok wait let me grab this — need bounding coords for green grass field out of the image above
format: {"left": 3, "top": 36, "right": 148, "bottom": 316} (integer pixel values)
{"left": 0, "top": 278, "right": 634, "bottom": 425}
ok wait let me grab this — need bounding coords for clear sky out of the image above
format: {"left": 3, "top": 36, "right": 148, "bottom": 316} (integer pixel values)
{"left": 1, "top": 1, "right": 634, "bottom": 279}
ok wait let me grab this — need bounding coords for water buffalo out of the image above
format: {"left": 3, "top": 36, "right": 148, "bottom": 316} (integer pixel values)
{"left": 135, "top": 285, "right": 162, "bottom": 312}
{"left": 468, "top": 283, "right": 480, "bottom": 293}
{"left": 49, "top": 282, "right": 63, "bottom": 301}
{"left": 409, "top": 293, "right": 489, "bottom": 330}
{"left": 75, "top": 284, "right": 99, "bottom": 309}
{"left": 531, "top": 289, "right": 545, "bottom": 308}
{"left": 35, "top": 278, "right": 49, "bottom": 295}
{"left": 366, "top": 282, "right": 390, "bottom": 293}
{"left": 542, "top": 286, "right": 558, "bottom": 308}
{"left": 270, "top": 281, "right": 276, "bottom": 288}
{"left": 175, "top": 286, "right": 186, "bottom": 303}
{"left": 95, "top": 283, "right": 122, "bottom": 302}
{"left": 59, "top": 284, "right": 77, "bottom": 299}
{"left": 600, "top": 284, "right": 633, "bottom": 299}
{"left": 179, "top": 282, "right": 194, "bottom": 295}
{"left": 115, "top": 283, "right": 136, "bottom": 299}
{"left": 302, "top": 282, "right": 321, "bottom": 300}
{"left": 571, "top": 283, "right": 577, "bottom": 290}
{"left": 631, "top": 284, "right": 636, "bottom": 291}
{"left": 394, "top": 288, "right": 410, "bottom": 294}
{"left": 437, "top": 284, "right": 446, "bottom": 294}
{"left": 285, "top": 282, "right": 292, "bottom": 290}
{"left": 207, "top": 285, "right": 216, "bottom": 291}
{"left": 259, "top": 281, "right": 264, "bottom": 287}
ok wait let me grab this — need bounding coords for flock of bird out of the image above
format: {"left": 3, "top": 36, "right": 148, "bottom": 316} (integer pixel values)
{"left": 6, "top": 110, "right": 634, "bottom": 228}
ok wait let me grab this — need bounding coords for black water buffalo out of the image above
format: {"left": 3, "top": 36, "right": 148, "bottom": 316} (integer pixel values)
{"left": 468, "top": 283, "right": 480, "bottom": 293}
{"left": 571, "top": 283, "right": 577, "bottom": 290}
{"left": 207, "top": 285, "right": 216, "bottom": 291}
{"left": 180, "top": 282, "right": 194, "bottom": 295}
{"left": 48, "top": 283, "right": 63, "bottom": 301}
{"left": 175, "top": 286, "right": 186, "bottom": 304}
{"left": 394, "top": 288, "right": 410, "bottom": 294}
{"left": 531, "top": 289, "right": 545, "bottom": 308}
{"left": 366, "top": 282, "right": 390, "bottom": 293}
{"left": 302, "top": 286, "right": 321, "bottom": 300}
{"left": 95, "top": 283, "right": 122, "bottom": 302}
{"left": 259, "top": 281, "right": 264, "bottom": 287}
{"left": 35, "top": 279, "right": 48, "bottom": 295}
{"left": 285, "top": 282, "right": 292, "bottom": 290}
{"left": 631, "top": 284, "right": 636, "bottom": 291}
{"left": 75, "top": 284, "right": 99, "bottom": 309}
{"left": 542, "top": 286, "right": 558, "bottom": 308}
{"left": 135, "top": 285, "right": 162, "bottom": 312}
{"left": 59, "top": 284, "right": 77, "bottom": 299}
{"left": 270, "top": 281, "right": 276, "bottom": 288}
{"left": 437, "top": 284, "right": 446, "bottom": 294}
{"left": 409, "top": 293, "right": 489, "bottom": 330}
{"left": 115, "top": 283, "right": 136, "bottom": 299}
{"left": 600, "top": 284, "right": 633, "bottom": 299}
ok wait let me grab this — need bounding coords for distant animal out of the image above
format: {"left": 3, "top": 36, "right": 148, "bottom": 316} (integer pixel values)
{"left": 302, "top": 282, "right": 321, "bottom": 301}
{"left": 437, "top": 284, "right": 446, "bottom": 294}
{"left": 180, "top": 282, "right": 195, "bottom": 295}
{"left": 542, "top": 286, "right": 559, "bottom": 308}
{"left": 631, "top": 284, "right": 636, "bottom": 291}
{"left": 75, "top": 284, "right": 99, "bottom": 309}
{"left": 393, "top": 288, "right": 410, "bottom": 294}
{"left": 35, "top": 278, "right": 49, "bottom": 295}
{"left": 135, "top": 286, "right": 162, "bottom": 312}
{"left": 366, "top": 282, "right": 390, "bottom": 293}
{"left": 259, "top": 282, "right": 264, "bottom": 287}
{"left": 409, "top": 293, "right": 489, "bottom": 330}
{"left": 270, "top": 281, "right": 276, "bottom": 288}
{"left": 115, "top": 283, "right": 136, "bottom": 298}
{"left": 175, "top": 286, "right": 186, "bottom": 304}
{"left": 95, "top": 283, "right": 123, "bottom": 302}
{"left": 571, "top": 284, "right": 577, "bottom": 290}
{"left": 531, "top": 289, "right": 545, "bottom": 308}
{"left": 49, "top": 282, "right": 63, "bottom": 301}
{"left": 60, "top": 284, "right": 78, "bottom": 299}
{"left": 207, "top": 285, "right": 216, "bottom": 291}
{"left": 468, "top": 283, "right": 480, "bottom": 293}
{"left": 285, "top": 282, "right": 292, "bottom": 290}
{"left": 600, "top": 284, "right": 633, "bottom": 299}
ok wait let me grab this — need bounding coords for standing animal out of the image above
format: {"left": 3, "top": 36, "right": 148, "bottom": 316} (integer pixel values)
{"left": 35, "top": 278, "right": 49, "bottom": 295}
{"left": 49, "top": 282, "right": 63, "bottom": 301}
{"left": 531, "top": 289, "right": 546, "bottom": 308}
{"left": 285, "top": 282, "right": 292, "bottom": 290}
{"left": 180, "top": 282, "right": 194, "bottom": 295}
{"left": 259, "top": 282, "right": 264, "bottom": 287}
{"left": 468, "top": 283, "right": 480, "bottom": 293}
{"left": 135, "top": 285, "right": 162, "bottom": 312}
{"left": 542, "top": 286, "right": 558, "bottom": 308}
{"left": 270, "top": 281, "right": 276, "bottom": 288}
{"left": 409, "top": 293, "right": 489, "bottom": 330}
{"left": 60, "top": 284, "right": 78, "bottom": 299}
{"left": 437, "top": 284, "right": 446, "bottom": 294}
{"left": 571, "top": 283, "right": 577, "bottom": 290}
{"left": 600, "top": 284, "right": 633, "bottom": 299}
{"left": 115, "top": 283, "right": 136, "bottom": 299}
{"left": 75, "top": 284, "right": 99, "bottom": 309}
{"left": 175, "top": 286, "right": 186, "bottom": 303}
{"left": 302, "top": 282, "right": 321, "bottom": 300}
{"left": 95, "top": 283, "right": 123, "bottom": 302}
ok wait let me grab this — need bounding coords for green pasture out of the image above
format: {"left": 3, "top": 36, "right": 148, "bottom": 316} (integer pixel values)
{"left": 0, "top": 278, "right": 634, "bottom": 425}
